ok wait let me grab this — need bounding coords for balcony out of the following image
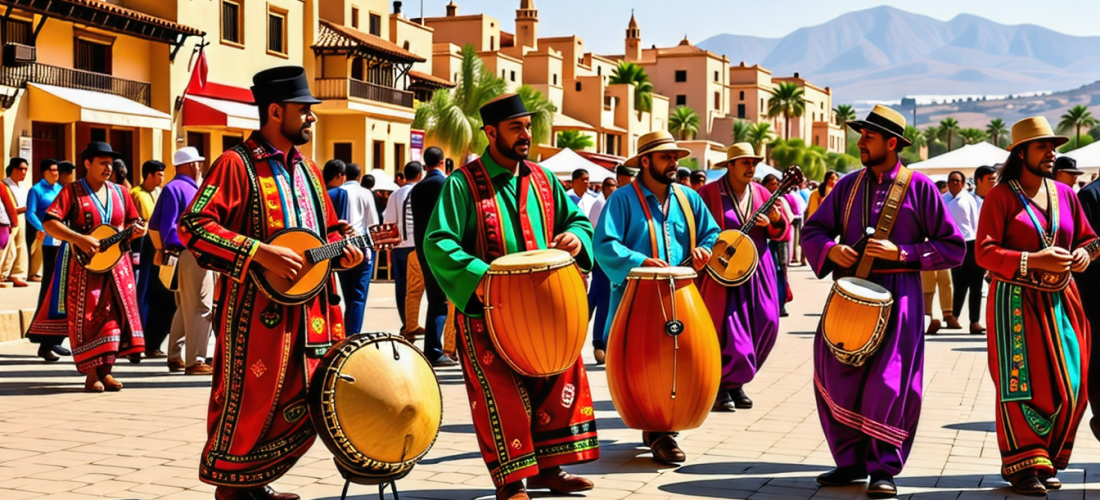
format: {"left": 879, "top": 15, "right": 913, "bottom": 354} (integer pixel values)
{"left": 0, "top": 62, "right": 151, "bottom": 106}
{"left": 314, "top": 78, "right": 413, "bottom": 109}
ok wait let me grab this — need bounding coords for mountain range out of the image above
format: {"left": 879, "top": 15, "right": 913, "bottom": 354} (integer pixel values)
{"left": 697, "top": 6, "right": 1100, "bottom": 103}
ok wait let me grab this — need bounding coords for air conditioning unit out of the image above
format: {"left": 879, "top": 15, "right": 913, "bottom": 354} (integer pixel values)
{"left": 3, "top": 43, "right": 36, "bottom": 67}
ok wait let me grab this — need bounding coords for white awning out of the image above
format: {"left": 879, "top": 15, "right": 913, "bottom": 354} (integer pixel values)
{"left": 541, "top": 148, "right": 616, "bottom": 183}
{"left": 183, "top": 95, "right": 259, "bottom": 130}
{"left": 28, "top": 83, "right": 171, "bottom": 130}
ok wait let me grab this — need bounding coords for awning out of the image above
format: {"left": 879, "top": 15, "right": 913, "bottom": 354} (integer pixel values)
{"left": 552, "top": 113, "right": 597, "bottom": 132}
{"left": 182, "top": 95, "right": 259, "bottom": 130}
{"left": 28, "top": 83, "right": 171, "bottom": 130}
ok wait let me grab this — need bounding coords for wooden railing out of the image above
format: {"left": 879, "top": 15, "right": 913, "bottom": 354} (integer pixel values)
{"left": 314, "top": 78, "right": 413, "bottom": 108}
{"left": 0, "top": 62, "right": 151, "bottom": 106}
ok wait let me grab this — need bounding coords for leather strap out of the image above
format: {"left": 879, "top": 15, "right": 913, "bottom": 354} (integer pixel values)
{"left": 631, "top": 181, "right": 697, "bottom": 261}
{"left": 854, "top": 166, "right": 913, "bottom": 279}
{"left": 672, "top": 185, "right": 696, "bottom": 251}
{"left": 631, "top": 181, "right": 661, "bottom": 258}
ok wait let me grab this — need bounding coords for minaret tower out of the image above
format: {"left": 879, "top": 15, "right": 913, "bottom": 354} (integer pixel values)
{"left": 516, "top": 0, "right": 539, "bottom": 51}
{"left": 625, "top": 10, "right": 641, "bottom": 61}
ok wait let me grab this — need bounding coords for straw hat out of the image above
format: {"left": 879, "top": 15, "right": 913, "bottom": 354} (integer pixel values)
{"left": 1009, "top": 116, "right": 1068, "bottom": 151}
{"left": 714, "top": 142, "right": 764, "bottom": 169}
{"left": 624, "top": 130, "right": 691, "bottom": 167}
{"left": 847, "top": 104, "right": 911, "bottom": 147}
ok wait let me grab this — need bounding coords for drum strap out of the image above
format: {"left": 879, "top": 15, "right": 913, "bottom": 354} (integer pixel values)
{"left": 460, "top": 158, "right": 552, "bottom": 261}
{"left": 632, "top": 182, "right": 696, "bottom": 260}
{"left": 854, "top": 165, "right": 912, "bottom": 279}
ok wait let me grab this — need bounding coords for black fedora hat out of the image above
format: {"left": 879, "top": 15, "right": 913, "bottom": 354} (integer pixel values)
{"left": 251, "top": 66, "right": 322, "bottom": 105}
{"left": 848, "top": 105, "right": 912, "bottom": 147}
{"left": 79, "top": 141, "right": 123, "bottom": 160}
{"left": 1054, "top": 156, "right": 1084, "bottom": 175}
{"left": 480, "top": 94, "right": 533, "bottom": 128}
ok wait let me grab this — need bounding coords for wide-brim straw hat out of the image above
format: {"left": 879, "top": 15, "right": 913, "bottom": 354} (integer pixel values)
{"left": 1009, "top": 116, "right": 1069, "bottom": 151}
{"left": 714, "top": 142, "right": 764, "bottom": 169}
{"left": 624, "top": 130, "right": 691, "bottom": 168}
{"left": 848, "top": 104, "right": 912, "bottom": 148}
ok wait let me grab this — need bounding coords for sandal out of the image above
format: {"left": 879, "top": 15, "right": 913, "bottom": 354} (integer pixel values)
{"left": 102, "top": 374, "right": 123, "bottom": 391}
{"left": 84, "top": 374, "right": 105, "bottom": 393}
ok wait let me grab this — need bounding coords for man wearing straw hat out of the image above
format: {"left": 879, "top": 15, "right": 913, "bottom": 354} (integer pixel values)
{"left": 593, "top": 130, "right": 721, "bottom": 464}
{"left": 975, "top": 116, "right": 1098, "bottom": 495}
{"left": 802, "top": 105, "right": 964, "bottom": 498}
{"left": 696, "top": 143, "right": 787, "bottom": 412}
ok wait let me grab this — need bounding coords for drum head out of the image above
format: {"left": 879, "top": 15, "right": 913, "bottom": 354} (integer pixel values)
{"left": 836, "top": 277, "right": 891, "bottom": 301}
{"left": 627, "top": 266, "right": 698, "bottom": 280}
{"left": 489, "top": 249, "right": 573, "bottom": 272}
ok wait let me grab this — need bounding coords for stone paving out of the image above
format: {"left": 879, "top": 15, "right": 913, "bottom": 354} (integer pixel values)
{"left": 1, "top": 267, "right": 1099, "bottom": 500}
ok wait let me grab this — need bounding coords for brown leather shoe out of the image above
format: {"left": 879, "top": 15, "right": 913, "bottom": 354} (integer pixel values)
{"left": 943, "top": 314, "right": 962, "bottom": 330}
{"left": 495, "top": 482, "right": 528, "bottom": 500}
{"left": 526, "top": 466, "right": 594, "bottom": 493}
{"left": 645, "top": 432, "right": 686, "bottom": 464}
{"left": 1038, "top": 473, "right": 1061, "bottom": 490}
{"left": 215, "top": 485, "right": 301, "bottom": 500}
{"left": 9, "top": 277, "right": 28, "bottom": 287}
{"left": 168, "top": 359, "right": 186, "bottom": 372}
{"left": 185, "top": 363, "right": 214, "bottom": 375}
{"left": 970, "top": 322, "right": 986, "bottom": 335}
{"left": 593, "top": 349, "right": 606, "bottom": 365}
{"left": 926, "top": 318, "right": 941, "bottom": 336}
{"left": 1009, "top": 476, "right": 1047, "bottom": 496}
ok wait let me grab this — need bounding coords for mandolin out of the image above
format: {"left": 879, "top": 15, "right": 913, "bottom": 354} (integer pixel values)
{"left": 74, "top": 219, "right": 145, "bottom": 273}
{"left": 251, "top": 223, "right": 401, "bottom": 305}
{"left": 706, "top": 166, "right": 804, "bottom": 287}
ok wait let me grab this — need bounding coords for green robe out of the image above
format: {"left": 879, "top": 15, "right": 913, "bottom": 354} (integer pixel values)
{"left": 423, "top": 152, "right": 594, "bottom": 317}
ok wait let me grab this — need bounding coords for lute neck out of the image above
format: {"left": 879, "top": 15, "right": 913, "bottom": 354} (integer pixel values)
{"left": 101, "top": 225, "right": 137, "bottom": 248}
{"left": 305, "top": 234, "right": 372, "bottom": 264}
{"left": 737, "top": 186, "right": 787, "bottom": 233}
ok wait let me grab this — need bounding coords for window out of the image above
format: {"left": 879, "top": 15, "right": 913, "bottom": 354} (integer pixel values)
{"left": 510, "top": 70, "right": 516, "bottom": 82}
{"left": 490, "top": 36, "right": 495, "bottom": 51}
{"left": 502, "top": 69, "right": 506, "bottom": 78}
{"left": 393, "top": 143, "right": 405, "bottom": 173}
{"left": 2, "top": 18, "right": 32, "bottom": 45}
{"left": 351, "top": 58, "right": 364, "bottom": 81}
{"left": 739, "top": 91, "right": 744, "bottom": 101}
{"left": 222, "top": 135, "right": 243, "bottom": 153}
{"left": 714, "top": 92, "right": 720, "bottom": 110}
{"left": 675, "top": 70, "right": 687, "bottom": 82}
{"left": 351, "top": 6, "right": 360, "bottom": 29}
{"left": 334, "top": 143, "right": 353, "bottom": 164}
{"left": 676, "top": 95, "right": 686, "bottom": 106}
{"left": 267, "top": 8, "right": 287, "bottom": 55}
{"left": 372, "top": 141, "right": 384, "bottom": 171}
{"left": 714, "top": 71, "right": 719, "bottom": 82}
{"left": 737, "top": 104, "right": 746, "bottom": 119}
{"left": 74, "top": 38, "right": 111, "bottom": 74}
{"left": 553, "top": 74, "right": 558, "bottom": 85}
{"left": 369, "top": 13, "right": 382, "bottom": 36}
{"left": 187, "top": 132, "right": 208, "bottom": 165}
{"left": 575, "top": 82, "right": 581, "bottom": 91}
{"left": 221, "top": 0, "right": 243, "bottom": 45}
{"left": 597, "top": 67, "right": 602, "bottom": 76}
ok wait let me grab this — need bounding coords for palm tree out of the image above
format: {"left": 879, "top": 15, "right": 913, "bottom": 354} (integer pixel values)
{"left": 958, "top": 128, "right": 987, "bottom": 145}
{"left": 517, "top": 85, "right": 556, "bottom": 155}
{"left": 767, "top": 82, "right": 806, "bottom": 140}
{"left": 903, "top": 125, "right": 926, "bottom": 149}
{"left": 834, "top": 104, "right": 857, "bottom": 144}
{"left": 556, "top": 130, "right": 594, "bottom": 151}
{"left": 986, "top": 118, "right": 1008, "bottom": 148}
{"left": 732, "top": 119, "right": 752, "bottom": 144}
{"left": 669, "top": 106, "right": 700, "bottom": 140}
{"left": 412, "top": 44, "right": 506, "bottom": 160}
{"left": 1058, "top": 105, "right": 1099, "bottom": 149}
{"left": 609, "top": 61, "right": 653, "bottom": 113}
{"left": 747, "top": 122, "right": 774, "bottom": 155}
{"left": 922, "top": 126, "right": 939, "bottom": 148}
{"left": 939, "top": 118, "right": 961, "bottom": 152}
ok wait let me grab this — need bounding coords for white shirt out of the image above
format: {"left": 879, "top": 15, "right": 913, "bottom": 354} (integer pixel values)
{"left": 341, "top": 181, "right": 379, "bottom": 235}
{"left": 4, "top": 177, "right": 26, "bottom": 208}
{"left": 588, "top": 194, "right": 608, "bottom": 225}
{"left": 572, "top": 189, "right": 599, "bottom": 219}
{"left": 383, "top": 182, "right": 417, "bottom": 249}
{"left": 943, "top": 190, "right": 979, "bottom": 242}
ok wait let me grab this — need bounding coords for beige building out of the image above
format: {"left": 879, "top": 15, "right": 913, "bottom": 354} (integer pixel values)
{"left": 728, "top": 62, "right": 846, "bottom": 154}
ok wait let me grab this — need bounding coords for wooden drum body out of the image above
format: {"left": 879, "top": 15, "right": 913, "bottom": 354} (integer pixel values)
{"left": 309, "top": 333, "right": 443, "bottom": 484}
{"left": 606, "top": 267, "right": 721, "bottom": 432}
{"left": 484, "top": 249, "right": 588, "bottom": 377}
{"left": 821, "top": 277, "right": 893, "bottom": 367}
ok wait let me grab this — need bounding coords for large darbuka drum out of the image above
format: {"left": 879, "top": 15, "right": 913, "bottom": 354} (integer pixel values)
{"left": 821, "top": 277, "right": 893, "bottom": 367}
{"left": 309, "top": 333, "right": 443, "bottom": 484}
{"left": 484, "top": 249, "right": 588, "bottom": 377}
{"left": 606, "top": 267, "right": 721, "bottom": 432}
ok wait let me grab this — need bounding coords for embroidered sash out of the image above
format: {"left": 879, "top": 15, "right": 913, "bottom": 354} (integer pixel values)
{"left": 629, "top": 181, "right": 696, "bottom": 261}
{"left": 459, "top": 158, "right": 554, "bottom": 262}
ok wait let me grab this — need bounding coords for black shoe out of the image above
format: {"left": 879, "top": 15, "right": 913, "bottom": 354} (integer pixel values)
{"left": 816, "top": 466, "right": 867, "bottom": 487}
{"left": 712, "top": 392, "right": 736, "bottom": 412}
{"left": 867, "top": 473, "right": 897, "bottom": 498}
{"left": 51, "top": 345, "right": 72, "bottom": 356}
{"left": 730, "top": 387, "right": 753, "bottom": 409}
{"left": 128, "top": 354, "right": 142, "bottom": 364}
{"left": 779, "top": 309, "right": 790, "bottom": 318}
{"left": 37, "top": 344, "right": 59, "bottom": 362}
{"left": 431, "top": 355, "right": 459, "bottom": 367}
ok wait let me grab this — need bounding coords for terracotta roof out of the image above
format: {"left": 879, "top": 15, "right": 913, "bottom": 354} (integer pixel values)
{"left": 409, "top": 70, "right": 455, "bottom": 88}
{"left": 314, "top": 20, "right": 426, "bottom": 63}
{"left": 5, "top": 0, "right": 203, "bottom": 41}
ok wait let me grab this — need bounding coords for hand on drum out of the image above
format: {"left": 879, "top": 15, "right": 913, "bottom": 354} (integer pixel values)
{"left": 550, "top": 232, "right": 582, "bottom": 256}
{"left": 827, "top": 244, "right": 858, "bottom": 268}
{"left": 865, "top": 238, "right": 900, "bottom": 261}
{"left": 641, "top": 257, "right": 670, "bottom": 268}
{"left": 691, "top": 247, "right": 711, "bottom": 271}
{"left": 1031, "top": 247, "right": 1073, "bottom": 273}
{"left": 1072, "top": 247, "right": 1091, "bottom": 273}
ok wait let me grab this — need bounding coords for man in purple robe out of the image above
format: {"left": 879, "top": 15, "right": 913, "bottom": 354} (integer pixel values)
{"left": 697, "top": 143, "right": 787, "bottom": 411}
{"left": 802, "top": 105, "right": 964, "bottom": 499}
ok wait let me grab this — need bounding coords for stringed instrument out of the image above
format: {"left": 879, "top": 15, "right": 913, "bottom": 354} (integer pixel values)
{"left": 705, "top": 166, "right": 804, "bottom": 287}
{"left": 74, "top": 219, "right": 145, "bottom": 273}
{"left": 252, "top": 223, "right": 400, "bottom": 305}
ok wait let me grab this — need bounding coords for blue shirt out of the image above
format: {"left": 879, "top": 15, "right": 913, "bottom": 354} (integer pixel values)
{"left": 27, "top": 179, "right": 61, "bottom": 246}
{"left": 149, "top": 175, "right": 199, "bottom": 250}
{"left": 593, "top": 182, "right": 720, "bottom": 337}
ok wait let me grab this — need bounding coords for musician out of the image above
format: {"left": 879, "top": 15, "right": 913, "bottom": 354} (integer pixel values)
{"left": 423, "top": 94, "right": 599, "bottom": 500}
{"left": 696, "top": 143, "right": 787, "bottom": 412}
{"left": 593, "top": 130, "right": 720, "bottom": 464}
{"left": 26, "top": 142, "right": 147, "bottom": 392}
{"left": 801, "top": 105, "right": 964, "bottom": 498}
{"left": 179, "top": 66, "right": 364, "bottom": 500}
{"left": 975, "top": 116, "right": 1096, "bottom": 496}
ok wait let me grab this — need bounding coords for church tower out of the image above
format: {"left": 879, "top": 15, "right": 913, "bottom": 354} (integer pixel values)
{"left": 516, "top": 0, "right": 538, "bottom": 51}
{"left": 625, "top": 11, "right": 641, "bottom": 61}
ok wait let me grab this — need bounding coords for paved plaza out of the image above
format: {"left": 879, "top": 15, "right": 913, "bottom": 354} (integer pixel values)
{"left": 1, "top": 267, "right": 1099, "bottom": 500}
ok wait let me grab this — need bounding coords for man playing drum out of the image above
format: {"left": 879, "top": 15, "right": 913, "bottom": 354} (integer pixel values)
{"left": 801, "top": 105, "right": 964, "bottom": 498}
{"left": 423, "top": 94, "right": 599, "bottom": 500}
{"left": 592, "top": 130, "right": 721, "bottom": 464}
{"left": 696, "top": 143, "right": 787, "bottom": 411}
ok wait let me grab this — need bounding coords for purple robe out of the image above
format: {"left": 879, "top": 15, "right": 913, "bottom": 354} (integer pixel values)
{"left": 801, "top": 162, "right": 964, "bottom": 476}
{"left": 698, "top": 180, "right": 789, "bottom": 389}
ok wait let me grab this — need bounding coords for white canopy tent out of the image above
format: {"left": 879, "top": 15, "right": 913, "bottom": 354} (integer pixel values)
{"left": 704, "top": 163, "right": 782, "bottom": 184}
{"left": 1064, "top": 140, "right": 1100, "bottom": 169}
{"left": 369, "top": 168, "right": 400, "bottom": 192}
{"left": 907, "top": 142, "right": 1008, "bottom": 176}
{"left": 540, "top": 148, "right": 615, "bottom": 183}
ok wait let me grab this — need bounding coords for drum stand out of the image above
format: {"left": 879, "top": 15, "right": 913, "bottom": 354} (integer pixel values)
{"left": 340, "top": 480, "right": 400, "bottom": 500}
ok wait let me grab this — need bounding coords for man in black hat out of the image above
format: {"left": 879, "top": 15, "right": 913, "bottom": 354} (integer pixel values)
{"left": 179, "top": 66, "right": 369, "bottom": 500}
{"left": 1053, "top": 156, "right": 1084, "bottom": 188}
{"left": 422, "top": 93, "right": 598, "bottom": 500}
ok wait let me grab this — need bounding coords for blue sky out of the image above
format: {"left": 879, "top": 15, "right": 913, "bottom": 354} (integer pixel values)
{"left": 411, "top": 0, "right": 1100, "bottom": 53}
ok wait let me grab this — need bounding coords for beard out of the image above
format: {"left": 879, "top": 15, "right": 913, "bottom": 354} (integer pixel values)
{"left": 647, "top": 161, "right": 676, "bottom": 185}
{"left": 496, "top": 135, "right": 530, "bottom": 161}
{"left": 1025, "top": 162, "right": 1054, "bottom": 179}
{"left": 282, "top": 120, "right": 312, "bottom": 146}
{"left": 860, "top": 148, "right": 889, "bottom": 168}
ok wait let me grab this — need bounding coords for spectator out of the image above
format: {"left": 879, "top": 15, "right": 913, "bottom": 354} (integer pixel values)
{"left": 384, "top": 161, "right": 428, "bottom": 343}
{"left": 689, "top": 170, "right": 707, "bottom": 191}
{"left": 132, "top": 160, "right": 173, "bottom": 361}
{"left": 339, "top": 162, "right": 379, "bottom": 334}
{"left": 26, "top": 158, "right": 57, "bottom": 281}
{"left": 26, "top": 159, "right": 68, "bottom": 361}
{"left": 323, "top": 159, "right": 349, "bottom": 220}
{"left": 410, "top": 147, "right": 458, "bottom": 366}
{"left": 113, "top": 159, "right": 132, "bottom": 191}
{"left": 0, "top": 157, "right": 30, "bottom": 287}
{"left": 677, "top": 166, "right": 691, "bottom": 186}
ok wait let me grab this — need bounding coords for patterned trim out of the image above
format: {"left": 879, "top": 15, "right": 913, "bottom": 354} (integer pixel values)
{"left": 1002, "top": 455, "right": 1054, "bottom": 477}
{"left": 461, "top": 316, "right": 513, "bottom": 466}
{"left": 995, "top": 283, "right": 1031, "bottom": 402}
{"left": 535, "top": 437, "right": 600, "bottom": 459}
{"left": 1021, "top": 404, "right": 1056, "bottom": 437}
{"left": 1084, "top": 238, "right": 1100, "bottom": 261}
{"left": 487, "top": 453, "right": 539, "bottom": 485}
{"left": 814, "top": 375, "right": 908, "bottom": 448}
